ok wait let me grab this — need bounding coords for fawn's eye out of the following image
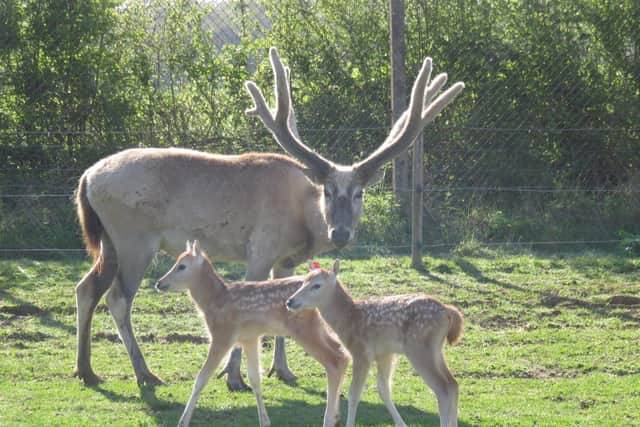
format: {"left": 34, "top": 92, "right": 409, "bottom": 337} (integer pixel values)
{"left": 177, "top": 264, "right": 186, "bottom": 271}
{"left": 311, "top": 283, "right": 321, "bottom": 290}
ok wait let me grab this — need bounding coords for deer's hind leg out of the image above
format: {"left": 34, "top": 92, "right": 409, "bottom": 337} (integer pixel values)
{"left": 75, "top": 236, "right": 118, "bottom": 385}
{"left": 290, "top": 313, "right": 348, "bottom": 427}
{"left": 405, "top": 343, "right": 458, "bottom": 427}
{"left": 105, "top": 236, "right": 161, "bottom": 386}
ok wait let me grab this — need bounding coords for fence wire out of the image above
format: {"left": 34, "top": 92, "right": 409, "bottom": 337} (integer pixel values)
{"left": 1, "top": 0, "right": 639, "bottom": 256}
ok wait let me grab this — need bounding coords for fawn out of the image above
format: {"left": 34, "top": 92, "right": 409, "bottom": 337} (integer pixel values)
{"left": 155, "top": 241, "right": 348, "bottom": 427}
{"left": 286, "top": 260, "right": 463, "bottom": 427}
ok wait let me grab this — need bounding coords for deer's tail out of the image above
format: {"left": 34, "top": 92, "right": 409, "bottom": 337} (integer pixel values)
{"left": 76, "top": 173, "right": 106, "bottom": 271}
{"left": 446, "top": 304, "right": 464, "bottom": 346}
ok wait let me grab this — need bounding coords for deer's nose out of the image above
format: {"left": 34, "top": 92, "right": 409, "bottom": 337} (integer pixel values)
{"left": 330, "top": 227, "right": 350, "bottom": 248}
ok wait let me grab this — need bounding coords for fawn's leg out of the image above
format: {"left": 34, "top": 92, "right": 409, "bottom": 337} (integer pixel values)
{"left": 218, "top": 253, "right": 273, "bottom": 391}
{"left": 376, "top": 353, "right": 406, "bottom": 427}
{"left": 292, "top": 314, "right": 349, "bottom": 427}
{"left": 346, "top": 355, "right": 372, "bottom": 427}
{"left": 406, "top": 344, "right": 458, "bottom": 427}
{"left": 179, "top": 337, "right": 233, "bottom": 427}
{"left": 242, "top": 338, "right": 271, "bottom": 427}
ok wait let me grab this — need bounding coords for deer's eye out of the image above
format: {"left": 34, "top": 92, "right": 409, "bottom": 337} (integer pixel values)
{"left": 177, "top": 264, "right": 186, "bottom": 272}
{"left": 311, "top": 283, "right": 322, "bottom": 290}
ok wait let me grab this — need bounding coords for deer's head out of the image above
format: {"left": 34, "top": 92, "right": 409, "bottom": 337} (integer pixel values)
{"left": 155, "top": 240, "right": 206, "bottom": 292}
{"left": 286, "top": 260, "right": 340, "bottom": 311}
{"left": 246, "top": 48, "right": 464, "bottom": 248}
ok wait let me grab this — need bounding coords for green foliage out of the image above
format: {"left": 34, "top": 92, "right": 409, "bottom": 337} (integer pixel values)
{"left": 357, "top": 190, "right": 410, "bottom": 247}
{"left": 0, "top": 0, "right": 639, "bottom": 251}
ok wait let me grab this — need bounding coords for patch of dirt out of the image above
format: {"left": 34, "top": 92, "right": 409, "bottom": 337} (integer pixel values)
{"left": 478, "top": 314, "right": 524, "bottom": 329}
{"left": 541, "top": 294, "right": 592, "bottom": 309}
{"left": 465, "top": 369, "right": 578, "bottom": 379}
{"left": 94, "top": 331, "right": 208, "bottom": 344}
{"left": 6, "top": 331, "right": 51, "bottom": 341}
{"left": 0, "top": 304, "right": 46, "bottom": 316}
{"left": 580, "top": 399, "right": 596, "bottom": 409}
{"left": 159, "top": 333, "right": 208, "bottom": 344}
{"left": 527, "top": 369, "right": 578, "bottom": 379}
{"left": 607, "top": 295, "right": 640, "bottom": 306}
{"left": 94, "top": 332, "right": 120, "bottom": 343}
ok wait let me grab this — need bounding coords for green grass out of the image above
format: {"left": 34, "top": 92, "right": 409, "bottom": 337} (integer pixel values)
{"left": 1, "top": 251, "right": 639, "bottom": 426}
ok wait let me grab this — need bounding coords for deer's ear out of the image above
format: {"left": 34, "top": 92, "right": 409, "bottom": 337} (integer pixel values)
{"left": 358, "top": 167, "right": 384, "bottom": 188}
{"left": 185, "top": 240, "right": 192, "bottom": 253}
{"left": 332, "top": 259, "right": 340, "bottom": 275}
{"left": 364, "top": 168, "right": 385, "bottom": 188}
{"left": 302, "top": 167, "right": 328, "bottom": 185}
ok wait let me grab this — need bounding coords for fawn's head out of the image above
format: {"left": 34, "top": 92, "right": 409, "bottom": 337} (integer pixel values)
{"left": 286, "top": 260, "right": 340, "bottom": 311}
{"left": 155, "top": 240, "right": 207, "bottom": 292}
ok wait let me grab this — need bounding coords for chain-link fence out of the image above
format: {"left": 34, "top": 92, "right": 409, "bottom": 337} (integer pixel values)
{"left": 1, "top": 0, "right": 639, "bottom": 257}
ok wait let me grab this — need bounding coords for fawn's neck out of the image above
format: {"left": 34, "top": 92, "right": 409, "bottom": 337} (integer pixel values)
{"left": 319, "top": 280, "right": 357, "bottom": 345}
{"left": 188, "top": 263, "right": 229, "bottom": 313}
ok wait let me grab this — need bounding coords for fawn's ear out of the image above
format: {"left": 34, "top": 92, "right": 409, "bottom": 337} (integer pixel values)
{"left": 332, "top": 259, "right": 340, "bottom": 275}
{"left": 185, "top": 240, "right": 192, "bottom": 253}
{"left": 192, "top": 240, "right": 201, "bottom": 255}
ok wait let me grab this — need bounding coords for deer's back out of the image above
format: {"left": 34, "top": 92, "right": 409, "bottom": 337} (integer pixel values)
{"left": 354, "top": 295, "right": 451, "bottom": 352}
{"left": 81, "top": 148, "right": 317, "bottom": 260}
{"left": 216, "top": 277, "right": 315, "bottom": 339}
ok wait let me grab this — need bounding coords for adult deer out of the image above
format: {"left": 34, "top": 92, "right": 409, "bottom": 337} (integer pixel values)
{"left": 74, "top": 47, "right": 464, "bottom": 388}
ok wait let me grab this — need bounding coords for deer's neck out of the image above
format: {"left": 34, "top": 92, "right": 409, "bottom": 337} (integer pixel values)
{"left": 319, "top": 281, "right": 357, "bottom": 345}
{"left": 188, "top": 264, "right": 229, "bottom": 314}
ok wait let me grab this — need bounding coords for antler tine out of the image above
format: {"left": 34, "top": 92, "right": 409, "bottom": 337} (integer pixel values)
{"left": 355, "top": 57, "right": 464, "bottom": 181}
{"left": 245, "top": 47, "right": 333, "bottom": 179}
{"left": 284, "top": 65, "right": 302, "bottom": 139}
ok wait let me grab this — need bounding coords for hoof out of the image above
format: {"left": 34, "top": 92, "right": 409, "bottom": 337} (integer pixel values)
{"left": 75, "top": 368, "right": 103, "bottom": 386}
{"left": 226, "top": 376, "right": 252, "bottom": 392}
{"left": 138, "top": 371, "right": 166, "bottom": 387}
{"left": 268, "top": 366, "right": 298, "bottom": 384}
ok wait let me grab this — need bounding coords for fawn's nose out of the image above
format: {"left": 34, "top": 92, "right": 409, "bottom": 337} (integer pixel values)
{"left": 286, "top": 298, "right": 299, "bottom": 310}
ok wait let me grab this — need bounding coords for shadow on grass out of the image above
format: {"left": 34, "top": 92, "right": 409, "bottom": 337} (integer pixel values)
{"left": 131, "top": 385, "right": 467, "bottom": 427}
{"left": 0, "top": 288, "right": 76, "bottom": 334}
{"left": 450, "top": 257, "right": 640, "bottom": 325}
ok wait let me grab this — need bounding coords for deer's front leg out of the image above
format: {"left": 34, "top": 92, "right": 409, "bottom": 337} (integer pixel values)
{"left": 179, "top": 338, "right": 233, "bottom": 426}
{"left": 242, "top": 338, "right": 271, "bottom": 427}
{"left": 346, "top": 356, "right": 372, "bottom": 427}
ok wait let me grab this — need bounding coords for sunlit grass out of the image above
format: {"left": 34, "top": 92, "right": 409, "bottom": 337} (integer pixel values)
{"left": 1, "top": 251, "right": 639, "bottom": 426}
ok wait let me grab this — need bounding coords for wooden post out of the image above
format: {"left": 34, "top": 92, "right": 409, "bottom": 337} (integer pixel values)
{"left": 411, "top": 132, "right": 424, "bottom": 269}
{"left": 389, "top": 0, "right": 410, "bottom": 213}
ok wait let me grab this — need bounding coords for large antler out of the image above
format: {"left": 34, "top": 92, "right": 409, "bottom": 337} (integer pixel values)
{"left": 245, "top": 47, "right": 334, "bottom": 179}
{"left": 354, "top": 57, "right": 465, "bottom": 182}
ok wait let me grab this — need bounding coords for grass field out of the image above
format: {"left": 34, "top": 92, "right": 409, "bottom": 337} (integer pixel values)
{"left": 1, "top": 250, "right": 639, "bottom": 426}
